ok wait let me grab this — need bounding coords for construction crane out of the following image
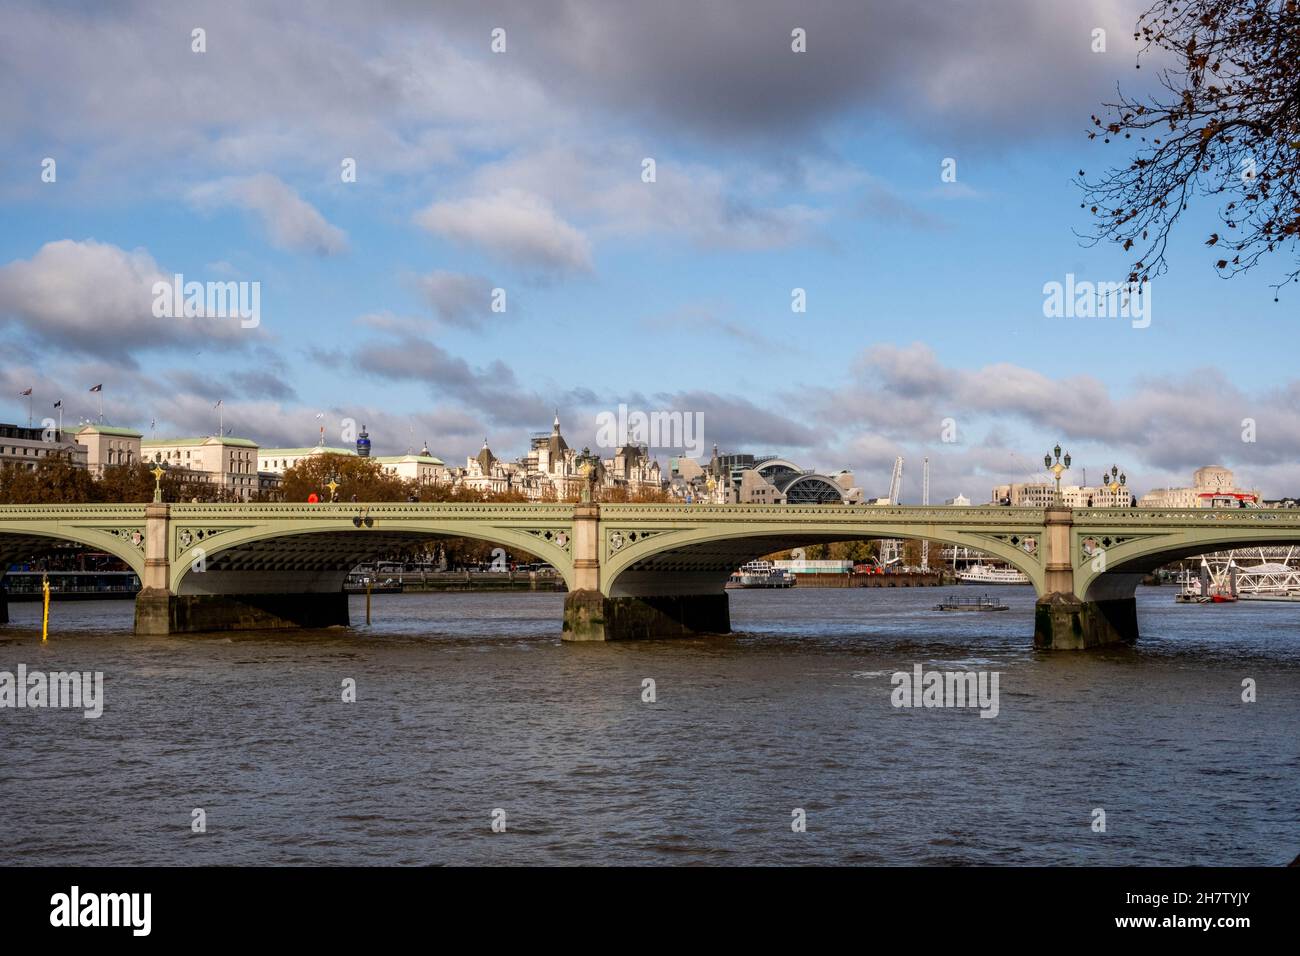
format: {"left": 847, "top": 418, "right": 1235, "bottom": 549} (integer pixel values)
{"left": 921, "top": 457, "right": 930, "bottom": 571}
{"left": 879, "top": 457, "right": 904, "bottom": 567}
{"left": 887, "top": 456, "right": 904, "bottom": 504}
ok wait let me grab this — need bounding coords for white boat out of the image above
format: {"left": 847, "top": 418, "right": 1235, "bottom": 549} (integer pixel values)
{"left": 725, "top": 560, "right": 794, "bottom": 589}
{"left": 957, "top": 564, "right": 1029, "bottom": 585}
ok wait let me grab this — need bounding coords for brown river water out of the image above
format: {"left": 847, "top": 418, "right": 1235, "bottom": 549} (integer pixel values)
{"left": 0, "top": 587, "right": 1295, "bottom": 865}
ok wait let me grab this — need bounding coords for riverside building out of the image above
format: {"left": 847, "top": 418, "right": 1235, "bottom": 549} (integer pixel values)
{"left": 669, "top": 446, "right": 860, "bottom": 504}
{"left": 75, "top": 424, "right": 141, "bottom": 475}
{"left": 1138, "top": 466, "right": 1260, "bottom": 508}
{"left": 0, "top": 423, "right": 88, "bottom": 471}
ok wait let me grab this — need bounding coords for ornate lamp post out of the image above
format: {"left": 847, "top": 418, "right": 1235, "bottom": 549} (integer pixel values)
{"left": 1043, "top": 443, "right": 1071, "bottom": 505}
{"left": 1106, "top": 465, "right": 1127, "bottom": 506}
{"left": 575, "top": 447, "right": 602, "bottom": 503}
{"left": 326, "top": 477, "right": 340, "bottom": 503}
{"left": 151, "top": 464, "right": 166, "bottom": 504}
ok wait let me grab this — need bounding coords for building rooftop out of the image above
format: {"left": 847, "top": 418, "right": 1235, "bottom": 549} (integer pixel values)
{"left": 260, "top": 447, "right": 357, "bottom": 457}
{"left": 76, "top": 424, "right": 142, "bottom": 438}
{"left": 142, "top": 436, "right": 259, "bottom": 448}
{"left": 374, "top": 454, "right": 445, "bottom": 466}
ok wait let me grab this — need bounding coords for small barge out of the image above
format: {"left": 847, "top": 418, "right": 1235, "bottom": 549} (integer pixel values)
{"left": 933, "top": 594, "right": 1009, "bottom": 612}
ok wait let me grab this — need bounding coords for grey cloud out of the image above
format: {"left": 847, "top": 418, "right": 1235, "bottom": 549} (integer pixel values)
{"left": 855, "top": 183, "right": 949, "bottom": 231}
{"left": 647, "top": 389, "right": 821, "bottom": 453}
{"left": 652, "top": 303, "right": 791, "bottom": 352}
{"left": 163, "top": 369, "right": 295, "bottom": 404}
{"left": 351, "top": 333, "right": 551, "bottom": 427}
{"left": 0, "top": 0, "right": 1158, "bottom": 219}
{"left": 0, "top": 2, "right": 554, "bottom": 190}
{"left": 438, "top": 0, "right": 1153, "bottom": 145}
{"left": 813, "top": 343, "right": 1300, "bottom": 498}
{"left": 416, "top": 271, "right": 498, "bottom": 326}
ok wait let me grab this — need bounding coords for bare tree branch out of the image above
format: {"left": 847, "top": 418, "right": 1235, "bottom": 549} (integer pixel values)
{"left": 1078, "top": 0, "right": 1300, "bottom": 297}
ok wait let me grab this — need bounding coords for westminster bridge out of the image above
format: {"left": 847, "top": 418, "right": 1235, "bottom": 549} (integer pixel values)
{"left": 3, "top": 501, "right": 1300, "bottom": 649}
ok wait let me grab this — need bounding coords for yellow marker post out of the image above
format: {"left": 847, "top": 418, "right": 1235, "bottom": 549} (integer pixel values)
{"left": 41, "top": 574, "right": 50, "bottom": 641}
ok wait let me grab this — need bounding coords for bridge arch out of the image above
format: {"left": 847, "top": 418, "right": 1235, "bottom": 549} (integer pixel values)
{"left": 599, "top": 506, "right": 1046, "bottom": 597}
{"left": 1076, "top": 523, "right": 1300, "bottom": 602}
{"left": 0, "top": 505, "right": 148, "bottom": 579}
{"left": 166, "top": 503, "right": 578, "bottom": 594}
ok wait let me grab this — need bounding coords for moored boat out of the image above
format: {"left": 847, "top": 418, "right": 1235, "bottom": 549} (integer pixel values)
{"left": 956, "top": 564, "right": 1029, "bottom": 585}
{"left": 725, "top": 560, "right": 795, "bottom": 589}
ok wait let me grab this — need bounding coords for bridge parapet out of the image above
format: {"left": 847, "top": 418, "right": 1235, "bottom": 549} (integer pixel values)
{"left": 1073, "top": 507, "right": 1300, "bottom": 526}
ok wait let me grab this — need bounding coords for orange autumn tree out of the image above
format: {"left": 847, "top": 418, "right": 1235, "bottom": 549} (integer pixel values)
{"left": 275, "top": 453, "right": 410, "bottom": 502}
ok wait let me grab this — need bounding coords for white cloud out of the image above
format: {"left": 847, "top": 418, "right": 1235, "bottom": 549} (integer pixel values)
{"left": 468, "top": 145, "right": 828, "bottom": 251}
{"left": 0, "top": 239, "right": 248, "bottom": 362}
{"left": 189, "top": 173, "right": 348, "bottom": 256}
{"left": 414, "top": 189, "right": 592, "bottom": 277}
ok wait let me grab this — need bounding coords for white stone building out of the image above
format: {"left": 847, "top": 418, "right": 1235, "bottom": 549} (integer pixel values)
{"left": 1138, "top": 466, "right": 1260, "bottom": 508}
{"left": 1062, "top": 484, "right": 1134, "bottom": 508}
{"left": 374, "top": 450, "right": 446, "bottom": 485}
{"left": 257, "top": 445, "right": 358, "bottom": 474}
{"left": 143, "top": 435, "right": 261, "bottom": 500}
{"left": 76, "top": 424, "right": 142, "bottom": 474}
{"left": 991, "top": 483, "right": 1056, "bottom": 507}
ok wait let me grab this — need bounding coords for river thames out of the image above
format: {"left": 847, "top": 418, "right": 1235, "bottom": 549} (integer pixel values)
{"left": 0, "top": 587, "right": 1295, "bottom": 866}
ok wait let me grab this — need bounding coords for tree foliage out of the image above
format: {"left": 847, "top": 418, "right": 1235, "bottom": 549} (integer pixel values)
{"left": 0, "top": 456, "right": 235, "bottom": 503}
{"left": 0, "top": 453, "right": 95, "bottom": 503}
{"left": 274, "top": 454, "right": 411, "bottom": 502}
{"left": 1079, "top": 0, "right": 1300, "bottom": 292}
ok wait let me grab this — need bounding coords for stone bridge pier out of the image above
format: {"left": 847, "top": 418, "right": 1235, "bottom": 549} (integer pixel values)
{"left": 1032, "top": 505, "right": 1137, "bottom": 650}
{"left": 134, "top": 502, "right": 351, "bottom": 635}
{"left": 561, "top": 504, "right": 730, "bottom": 641}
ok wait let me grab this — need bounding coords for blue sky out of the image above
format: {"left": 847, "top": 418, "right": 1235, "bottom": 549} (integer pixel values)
{"left": 1, "top": 0, "right": 1297, "bottom": 501}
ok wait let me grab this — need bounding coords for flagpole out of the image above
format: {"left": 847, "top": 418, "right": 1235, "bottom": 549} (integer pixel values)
{"left": 98, "top": 389, "right": 103, "bottom": 423}
{"left": 27, "top": 392, "right": 32, "bottom": 428}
